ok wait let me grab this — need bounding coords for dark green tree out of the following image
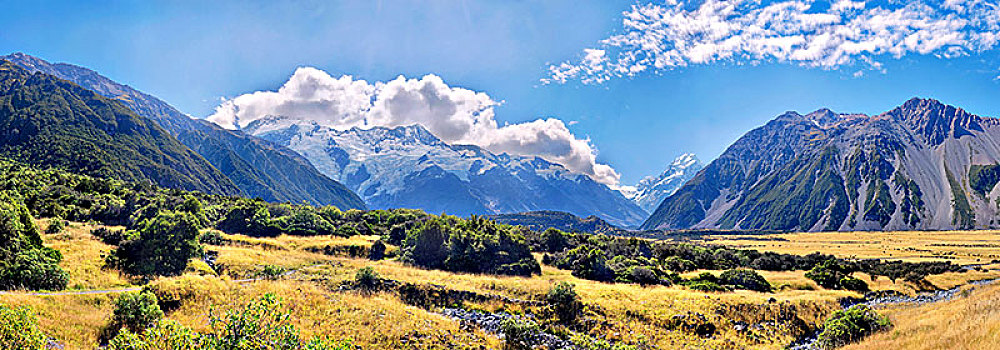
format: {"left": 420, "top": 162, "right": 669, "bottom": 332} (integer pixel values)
{"left": 0, "top": 192, "right": 68, "bottom": 291}
{"left": 111, "top": 211, "right": 204, "bottom": 276}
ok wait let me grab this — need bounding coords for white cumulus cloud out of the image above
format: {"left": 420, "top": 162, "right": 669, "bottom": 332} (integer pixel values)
{"left": 207, "top": 67, "right": 620, "bottom": 185}
{"left": 545, "top": 0, "right": 1000, "bottom": 84}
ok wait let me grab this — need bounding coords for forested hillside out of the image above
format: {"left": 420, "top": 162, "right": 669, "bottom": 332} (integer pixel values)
{"left": 0, "top": 60, "right": 239, "bottom": 196}
{"left": 2, "top": 53, "right": 365, "bottom": 210}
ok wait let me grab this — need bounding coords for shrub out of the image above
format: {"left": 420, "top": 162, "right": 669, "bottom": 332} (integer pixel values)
{"left": 106, "top": 319, "right": 206, "bottom": 350}
{"left": 110, "top": 211, "right": 204, "bottom": 276}
{"left": 546, "top": 282, "right": 582, "bottom": 324}
{"left": 839, "top": 276, "right": 870, "bottom": 292}
{"left": 258, "top": 265, "right": 287, "bottom": 279}
{"left": 0, "top": 304, "right": 47, "bottom": 350}
{"left": 719, "top": 269, "right": 771, "bottom": 292}
{"left": 109, "top": 291, "right": 164, "bottom": 336}
{"left": 542, "top": 228, "right": 570, "bottom": 253}
{"left": 355, "top": 266, "right": 380, "bottom": 292}
{"left": 683, "top": 280, "right": 731, "bottom": 292}
{"left": 627, "top": 266, "right": 661, "bottom": 286}
{"left": 333, "top": 225, "right": 359, "bottom": 237}
{"left": 0, "top": 193, "right": 69, "bottom": 291}
{"left": 207, "top": 293, "right": 312, "bottom": 349}
{"left": 45, "top": 217, "right": 66, "bottom": 234}
{"left": 693, "top": 272, "right": 718, "bottom": 283}
{"left": 108, "top": 295, "right": 354, "bottom": 350}
{"left": 216, "top": 201, "right": 281, "bottom": 237}
{"left": 816, "top": 305, "right": 890, "bottom": 348}
{"left": 92, "top": 227, "right": 127, "bottom": 245}
{"left": 500, "top": 318, "right": 538, "bottom": 350}
{"left": 401, "top": 217, "right": 540, "bottom": 276}
{"left": 806, "top": 260, "right": 870, "bottom": 292}
{"left": 368, "top": 240, "right": 386, "bottom": 261}
{"left": 199, "top": 230, "right": 225, "bottom": 245}
{"left": 401, "top": 220, "right": 448, "bottom": 269}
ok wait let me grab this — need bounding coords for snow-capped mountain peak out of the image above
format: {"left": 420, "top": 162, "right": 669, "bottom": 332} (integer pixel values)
{"left": 625, "top": 153, "right": 704, "bottom": 212}
{"left": 244, "top": 119, "right": 648, "bottom": 227}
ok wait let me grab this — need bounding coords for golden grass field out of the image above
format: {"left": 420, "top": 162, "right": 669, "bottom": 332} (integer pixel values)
{"left": 5, "top": 221, "right": 1000, "bottom": 349}
{"left": 844, "top": 282, "right": 1000, "bottom": 350}
{"left": 698, "top": 230, "right": 1000, "bottom": 265}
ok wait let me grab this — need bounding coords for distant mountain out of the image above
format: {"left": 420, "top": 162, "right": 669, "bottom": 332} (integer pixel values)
{"left": 643, "top": 98, "right": 1000, "bottom": 232}
{"left": 0, "top": 60, "right": 239, "bottom": 195}
{"left": 622, "top": 153, "right": 702, "bottom": 212}
{"left": 486, "top": 210, "right": 622, "bottom": 235}
{"left": 244, "top": 117, "right": 648, "bottom": 227}
{"left": 1, "top": 53, "right": 365, "bottom": 210}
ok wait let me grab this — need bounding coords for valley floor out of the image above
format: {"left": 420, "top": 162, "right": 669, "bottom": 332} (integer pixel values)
{"left": 4, "top": 221, "right": 999, "bottom": 349}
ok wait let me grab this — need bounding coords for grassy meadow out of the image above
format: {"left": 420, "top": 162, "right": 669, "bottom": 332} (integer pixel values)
{"left": 5, "top": 219, "right": 1000, "bottom": 349}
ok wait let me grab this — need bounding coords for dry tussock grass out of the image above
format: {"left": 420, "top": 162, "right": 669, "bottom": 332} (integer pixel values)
{"left": 700, "top": 230, "right": 1000, "bottom": 265}
{"left": 0, "top": 293, "right": 116, "bottom": 350}
{"left": 38, "top": 219, "right": 131, "bottom": 290}
{"left": 844, "top": 282, "right": 1000, "bottom": 350}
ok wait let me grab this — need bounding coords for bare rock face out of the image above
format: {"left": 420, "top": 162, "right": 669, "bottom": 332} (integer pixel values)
{"left": 643, "top": 98, "right": 1000, "bottom": 232}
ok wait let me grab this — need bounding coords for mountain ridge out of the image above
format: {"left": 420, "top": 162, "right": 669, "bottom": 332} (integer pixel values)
{"left": 643, "top": 97, "right": 1000, "bottom": 232}
{"left": 0, "top": 59, "right": 240, "bottom": 195}
{"left": 244, "top": 117, "right": 649, "bottom": 227}
{"left": 622, "top": 153, "right": 703, "bottom": 212}
{"left": 2, "top": 53, "right": 365, "bottom": 210}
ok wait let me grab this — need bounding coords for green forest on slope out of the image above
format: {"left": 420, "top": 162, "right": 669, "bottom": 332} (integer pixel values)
{"left": 0, "top": 60, "right": 240, "bottom": 196}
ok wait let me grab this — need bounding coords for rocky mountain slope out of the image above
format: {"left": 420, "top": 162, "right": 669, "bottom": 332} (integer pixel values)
{"left": 622, "top": 153, "right": 703, "bottom": 212}
{"left": 0, "top": 60, "right": 240, "bottom": 195}
{"left": 244, "top": 117, "right": 648, "bottom": 227}
{"left": 1, "top": 53, "right": 365, "bottom": 210}
{"left": 643, "top": 98, "right": 1000, "bottom": 232}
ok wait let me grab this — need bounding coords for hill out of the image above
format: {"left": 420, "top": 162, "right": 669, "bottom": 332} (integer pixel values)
{"left": 643, "top": 98, "right": 1000, "bottom": 231}
{"left": 485, "top": 210, "right": 622, "bottom": 234}
{"left": 1, "top": 52, "right": 365, "bottom": 210}
{"left": 0, "top": 60, "right": 240, "bottom": 195}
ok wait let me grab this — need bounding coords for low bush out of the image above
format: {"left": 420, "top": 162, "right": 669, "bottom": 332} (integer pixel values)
{"left": 806, "top": 260, "right": 870, "bottom": 292}
{"left": 92, "top": 227, "right": 127, "bottom": 245}
{"left": 108, "top": 294, "right": 353, "bottom": 350}
{"left": 400, "top": 216, "right": 540, "bottom": 276}
{"left": 719, "top": 269, "right": 771, "bottom": 292}
{"left": 199, "top": 230, "right": 225, "bottom": 245}
{"left": 683, "top": 280, "right": 731, "bottom": 292}
{"left": 0, "top": 193, "right": 69, "bottom": 291}
{"left": 45, "top": 217, "right": 65, "bottom": 234}
{"left": 546, "top": 282, "right": 583, "bottom": 324}
{"left": 839, "top": 276, "right": 870, "bottom": 292}
{"left": 368, "top": 240, "right": 386, "bottom": 261}
{"left": 500, "top": 318, "right": 538, "bottom": 350}
{"left": 356, "top": 266, "right": 380, "bottom": 292}
{"left": 109, "top": 211, "right": 204, "bottom": 276}
{"left": 0, "top": 303, "right": 48, "bottom": 350}
{"left": 105, "top": 291, "right": 164, "bottom": 339}
{"left": 816, "top": 305, "right": 890, "bottom": 348}
{"left": 258, "top": 265, "right": 287, "bottom": 279}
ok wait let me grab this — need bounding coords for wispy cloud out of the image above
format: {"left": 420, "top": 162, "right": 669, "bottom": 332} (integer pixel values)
{"left": 545, "top": 0, "right": 1000, "bottom": 84}
{"left": 207, "top": 68, "right": 621, "bottom": 185}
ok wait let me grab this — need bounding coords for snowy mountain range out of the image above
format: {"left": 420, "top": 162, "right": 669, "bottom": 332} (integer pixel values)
{"left": 620, "top": 153, "right": 703, "bottom": 213}
{"left": 243, "top": 117, "right": 648, "bottom": 227}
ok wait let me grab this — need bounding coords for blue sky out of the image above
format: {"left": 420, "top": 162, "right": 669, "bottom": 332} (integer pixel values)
{"left": 2, "top": 0, "right": 999, "bottom": 185}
